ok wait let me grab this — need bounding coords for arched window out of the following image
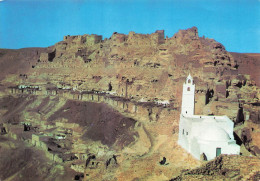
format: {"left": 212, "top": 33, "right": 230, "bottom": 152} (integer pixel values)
{"left": 188, "top": 79, "right": 191, "bottom": 83}
{"left": 187, "top": 87, "right": 190, "bottom": 91}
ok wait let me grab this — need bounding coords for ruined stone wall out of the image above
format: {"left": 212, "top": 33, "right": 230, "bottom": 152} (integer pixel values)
{"left": 7, "top": 87, "right": 179, "bottom": 125}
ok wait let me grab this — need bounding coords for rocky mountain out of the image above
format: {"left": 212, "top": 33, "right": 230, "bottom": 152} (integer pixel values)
{"left": 0, "top": 27, "right": 259, "bottom": 180}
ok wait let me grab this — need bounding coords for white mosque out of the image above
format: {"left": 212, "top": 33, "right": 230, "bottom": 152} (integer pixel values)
{"left": 178, "top": 74, "right": 240, "bottom": 161}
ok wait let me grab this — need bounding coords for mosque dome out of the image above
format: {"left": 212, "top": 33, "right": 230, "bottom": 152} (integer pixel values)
{"left": 199, "top": 125, "right": 231, "bottom": 142}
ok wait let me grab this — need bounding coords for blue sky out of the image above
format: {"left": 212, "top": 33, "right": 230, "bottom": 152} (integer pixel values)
{"left": 0, "top": 0, "right": 259, "bottom": 53}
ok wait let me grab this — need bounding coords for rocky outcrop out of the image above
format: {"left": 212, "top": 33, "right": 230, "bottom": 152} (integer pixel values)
{"left": 171, "top": 155, "right": 260, "bottom": 180}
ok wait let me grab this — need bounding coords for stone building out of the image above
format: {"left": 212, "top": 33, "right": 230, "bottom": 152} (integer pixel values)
{"left": 178, "top": 74, "right": 240, "bottom": 161}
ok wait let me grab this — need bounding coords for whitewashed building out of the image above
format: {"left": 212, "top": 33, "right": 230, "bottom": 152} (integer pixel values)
{"left": 178, "top": 74, "right": 240, "bottom": 161}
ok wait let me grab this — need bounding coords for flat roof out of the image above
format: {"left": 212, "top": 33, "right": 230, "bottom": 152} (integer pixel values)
{"left": 182, "top": 115, "right": 231, "bottom": 124}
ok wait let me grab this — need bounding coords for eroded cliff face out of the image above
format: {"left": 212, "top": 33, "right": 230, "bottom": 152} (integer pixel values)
{"left": 0, "top": 27, "right": 259, "bottom": 180}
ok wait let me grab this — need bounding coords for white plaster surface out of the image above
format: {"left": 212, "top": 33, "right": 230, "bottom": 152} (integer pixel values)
{"left": 178, "top": 75, "right": 240, "bottom": 161}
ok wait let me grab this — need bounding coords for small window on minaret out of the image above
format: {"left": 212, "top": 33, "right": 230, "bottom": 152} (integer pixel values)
{"left": 187, "top": 87, "right": 190, "bottom": 91}
{"left": 188, "top": 79, "right": 191, "bottom": 83}
{"left": 183, "top": 129, "right": 184, "bottom": 135}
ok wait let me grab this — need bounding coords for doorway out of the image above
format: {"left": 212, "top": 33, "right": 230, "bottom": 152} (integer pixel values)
{"left": 216, "top": 147, "right": 221, "bottom": 156}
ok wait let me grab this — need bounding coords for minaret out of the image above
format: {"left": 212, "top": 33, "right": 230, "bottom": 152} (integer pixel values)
{"left": 181, "top": 74, "right": 195, "bottom": 116}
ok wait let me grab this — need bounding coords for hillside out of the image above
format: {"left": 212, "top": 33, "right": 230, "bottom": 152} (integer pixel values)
{"left": 0, "top": 27, "right": 259, "bottom": 180}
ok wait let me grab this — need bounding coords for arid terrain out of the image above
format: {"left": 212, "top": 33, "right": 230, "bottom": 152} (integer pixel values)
{"left": 0, "top": 27, "right": 259, "bottom": 180}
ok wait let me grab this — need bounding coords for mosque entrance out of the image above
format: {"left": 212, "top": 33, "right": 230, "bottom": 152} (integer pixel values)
{"left": 216, "top": 148, "right": 221, "bottom": 156}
